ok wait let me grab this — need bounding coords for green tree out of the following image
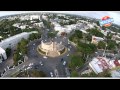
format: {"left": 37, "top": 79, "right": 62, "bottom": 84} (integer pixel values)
{"left": 47, "top": 31, "right": 57, "bottom": 38}
{"left": 107, "top": 40, "right": 116, "bottom": 50}
{"left": 5, "top": 48, "right": 11, "bottom": 57}
{"left": 69, "top": 55, "right": 84, "bottom": 70}
{"left": 81, "top": 72, "right": 97, "bottom": 77}
{"left": 86, "top": 33, "right": 92, "bottom": 41}
{"left": 97, "top": 41, "right": 106, "bottom": 49}
{"left": 71, "top": 70, "right": 79, "bottom": 77}
{"left": 13, "top": 52, "right": 19, "bottom": 65}
{"left": 88, "top": 28, "right": 104, "bottom": 38}
{"left": 74, "top": 30, "right": 83, "bottom": 39}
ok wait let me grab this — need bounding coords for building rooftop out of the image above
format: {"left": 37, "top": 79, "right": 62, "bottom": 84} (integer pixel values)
{"left": 89, "top": 57, "right": 110, "bottom": 74}
{"left": 0, "top": 32, "right": 28, "bottom": 44}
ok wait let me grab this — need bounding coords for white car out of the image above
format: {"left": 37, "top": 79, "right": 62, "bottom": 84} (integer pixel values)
{"left": 27, "top": 67, "right": 31, "bottom": 70}
{"left": 68, "top": 48, "right": 70, "bottom": 51}
{"left": 63, "top": 61, "right": 66, "bottom": 66}
{"left": 67, "top": 54, "right": 69, "bottom": 56}
{"left": 50, "top": 72, "right": 53, "bottom": 77}
{"left": 39, "top": 61, "right": 43, "bottom": 66}
{"left": 43, "top": 56, "right": 47, "bottom": 59}
{"left": 30, "top": 63, "right": 34, "bottom": 66}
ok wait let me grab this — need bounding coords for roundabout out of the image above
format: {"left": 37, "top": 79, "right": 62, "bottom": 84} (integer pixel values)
{"left": 26, "top": 34, "right": 77, "bottom": 77}
{"left": 37, "top": 40, "right": 67, "bottom": 57}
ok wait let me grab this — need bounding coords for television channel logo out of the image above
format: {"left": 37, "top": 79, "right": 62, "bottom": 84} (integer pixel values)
{"left": 99, "top": 16, "right": 114, "bottom": 27}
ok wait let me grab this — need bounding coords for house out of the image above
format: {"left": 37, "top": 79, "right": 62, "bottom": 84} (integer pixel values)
{"left": 30, "top": 15, "right": 41, "bottom": 20}
{"left": 33, "top": 22, "right": 44, "bottom": 27}
{"left": 89, "top": 56, "right": 120, "bottom": 74}
{"left": 91, "top": 36, "right": 104, "bottom": 45}
{"left": 89, "top": 57, "right": 110, "bottom": 74}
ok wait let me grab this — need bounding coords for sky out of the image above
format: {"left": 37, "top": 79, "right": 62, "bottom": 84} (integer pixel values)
{"left": 0, "top": 11, "right": 120, "bottom": 25}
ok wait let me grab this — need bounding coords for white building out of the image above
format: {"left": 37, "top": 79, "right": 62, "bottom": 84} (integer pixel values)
{"left": 0, "top": 31, "right": 38, "bottom": 49}
{"left": 89, "top": 56, "right": 120, "bottom": 74}
{"left": 0, "top": 47, "right": 7, "bottom": 63}
{"left": 89, "top": 57, "right": 110, "bottom": 74}
{"left": 30, "top": 15, "right": 41, "bottom": 20}
{"left": 91, "top": 36, "right": 104, "bottom": 45}
{"left": 33, "top": 22, "right": 44, "bottom": 27}
{"left": 20, "top": 15, "right": 30, "bottom": 21}
{"left": 13, "top": 23, "right": 30, "bottom": 29}
{"left": 13, "top": 23, "right": 21, "bottom": 28}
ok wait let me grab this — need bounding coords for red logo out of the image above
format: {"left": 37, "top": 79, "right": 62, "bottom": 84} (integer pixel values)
{"left": 99, "top": 16, "right": 114, "bottom": 27}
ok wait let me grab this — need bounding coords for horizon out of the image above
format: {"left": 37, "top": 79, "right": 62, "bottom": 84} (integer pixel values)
{"left": 0, "top": 11, "right": 120, "bottom": 25}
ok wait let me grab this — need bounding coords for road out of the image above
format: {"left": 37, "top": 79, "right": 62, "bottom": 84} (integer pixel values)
{"left": 2, "top": 33, "right": 77, "bottom": 77}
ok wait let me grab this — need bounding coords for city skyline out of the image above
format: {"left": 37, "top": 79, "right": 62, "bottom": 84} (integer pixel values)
{"left": 0, "top": 11, "right": 120, "bottom": 25}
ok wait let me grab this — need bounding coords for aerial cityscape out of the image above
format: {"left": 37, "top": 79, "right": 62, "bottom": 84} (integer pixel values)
{"left": 0, "top": 11, "right": 120, "bottom": 78}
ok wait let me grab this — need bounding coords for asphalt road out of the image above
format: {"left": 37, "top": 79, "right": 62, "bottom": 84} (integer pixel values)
{"left": 2, "top": 35, "right": 77, "bottom": 77}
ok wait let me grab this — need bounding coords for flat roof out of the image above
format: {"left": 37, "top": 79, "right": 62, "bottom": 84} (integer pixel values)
{"left": 89, "top": 57, "right": 110, "bottom": 74}
{"left": 0, "top": 32, "right": 28, "bottom": 44}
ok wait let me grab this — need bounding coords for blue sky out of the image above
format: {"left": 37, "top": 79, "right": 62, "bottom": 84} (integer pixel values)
{"left": 0, "top": 11, "right": 120, "bottom": 25}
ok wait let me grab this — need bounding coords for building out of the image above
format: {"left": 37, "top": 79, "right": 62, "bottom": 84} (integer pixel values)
{"left": 38, "top": 40, "right": 65, "bottom": 57}
{"left": 0, "top": 31, "right": 38, "bottom": 49}
{"left": 33, "top": 22, "right": 44, "bottom": 27}
{"left": 0, "top": 47, "right": 7, "bottom": 63}
{"left": 91, "top": 36, "right": 104, "bottom": 45}
{"left": 30, "top": 15, "right": 41, "bottom": 20}
{"left": 111, "top": 69, "right": 120, "bottom": 78}
{"left": 19, "top": 15, "right": 30, "bottom": 21}
{"left": 89, "top": 57, "right": 110, "bottom": 74}
{"left": 89, "top": 56, "right": 120, "bottom": 74}
{"left": 112, "top": 35, "right": 120, "bottom": 44}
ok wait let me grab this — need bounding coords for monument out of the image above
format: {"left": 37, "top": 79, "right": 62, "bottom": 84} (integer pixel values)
{"left": 38, "top": 40, "right": 66, "bottom": 57}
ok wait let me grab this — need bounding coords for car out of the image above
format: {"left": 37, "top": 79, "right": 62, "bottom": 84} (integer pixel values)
{"left": 95, "top": 52, "right": 98, "bottom": 54}
{"left": 50, "top": 72, "right": 53, "bottom": 77}
{"left": 33, "top": 43, "right": 35, "bottom": 46}
{"left": 67, "top": 54, "right": 69, "bottom": 56}
{"left": 29, "top": 63, "right": 33, "bottom": 67}
{"left": 63, "top": 61, "right": 66, "bottom": 66}
{"left": 43, "top": 56, "right": 47, "bottom": 59}
{"left": 68, "top": 48, "right": 70, "bottom": 51}
{"left": 39, "top": 61, "right": 43, "bottom": 66}
{"left": 27, "top": 67, "right": 31, "bottom": 70}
